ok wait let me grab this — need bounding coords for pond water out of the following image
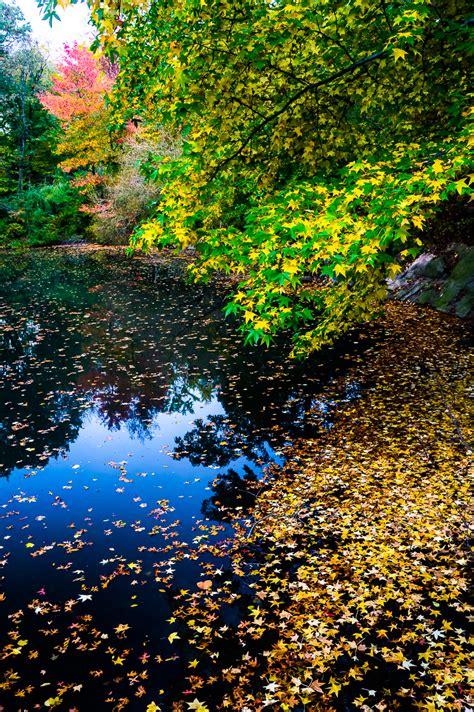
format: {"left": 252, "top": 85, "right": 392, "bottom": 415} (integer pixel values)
{"left": 0, "top": 249, "right": 366, "bottom": 709}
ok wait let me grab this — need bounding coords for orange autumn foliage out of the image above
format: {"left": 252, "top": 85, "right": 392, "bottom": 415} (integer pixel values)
{"left": 39, "top": 43, "right": 116, "bottom": 173}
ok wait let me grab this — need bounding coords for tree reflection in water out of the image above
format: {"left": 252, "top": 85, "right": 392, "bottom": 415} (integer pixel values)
{"left": 1, "top": 249, "right": 367, "bottom": 482}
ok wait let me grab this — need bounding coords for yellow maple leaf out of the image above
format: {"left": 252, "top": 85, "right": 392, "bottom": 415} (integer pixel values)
{"left": 393, "top": 48, "right": 408, "bottom": 62}
{"left": 412, "top": 215, "right": 424, "bottom": 229}
{"left": 146, "top": 703, "right": 161, "bottom": 712}
{"left": 455, "top": 178, "right": 468, "bottom": 194}
{"left": 333, "top": 263, "right": 348, "bottom": 277}
{"left": 328, "top": 678, "right": 342, "bottom": 696}
{"left": 282, "top": 259, "right": 299, "bottom": 276}
{"left": 187, "top": 700, "right": 210, "bottom": 712}
{"left": 114, "top": 623, "right": 130, "bottom": 635}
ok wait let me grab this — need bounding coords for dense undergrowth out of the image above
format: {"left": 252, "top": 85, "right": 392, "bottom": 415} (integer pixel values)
{"left": 0, "top": 179, "right": 89, "bottom": 248}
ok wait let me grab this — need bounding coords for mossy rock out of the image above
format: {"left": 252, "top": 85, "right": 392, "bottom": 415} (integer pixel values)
{"left": 455, "top": 293, "right": 474, "bottom": 318}
{"left": 393, "top": 243, "right": 474, "bottom": 317}
{"left": 450, "top": 247, "right": 474, "bottom": 286}
{"left": 417, "top": 288, "right": 435, "bottom": 305}
{"left": 422, "top": 256, "right": 445, "bottom": 279}
{"left": 433, "top": 281, "right": 463, "bottom": 312}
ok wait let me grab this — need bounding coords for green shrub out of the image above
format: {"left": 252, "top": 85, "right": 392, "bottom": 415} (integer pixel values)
{"left": 0, "top": 178, "right": 90, "bottom": 247}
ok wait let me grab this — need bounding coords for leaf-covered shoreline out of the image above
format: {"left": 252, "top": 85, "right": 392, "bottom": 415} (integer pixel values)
{"left": 169, "top": 302, "right": 472, "bottom": 710}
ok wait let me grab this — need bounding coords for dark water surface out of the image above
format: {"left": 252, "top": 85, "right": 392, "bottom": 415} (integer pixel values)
{"left": 0, "top": 249, "right": 365, "bottom": 709}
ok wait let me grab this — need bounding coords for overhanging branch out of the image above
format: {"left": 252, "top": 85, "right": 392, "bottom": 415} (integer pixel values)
{"left": 208, "top": 49, "right": 387, "bottom": 180}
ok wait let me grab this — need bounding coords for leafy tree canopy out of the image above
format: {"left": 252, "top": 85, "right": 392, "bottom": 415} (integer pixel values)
{"left": 0, "top": 0, "right": 29, "bottom": 53}
{"left": 0, "top": 0, "right": 58, "bottom": 194}
{"left": 39, "top": 43, "right": 116, "bottom": 175}
{"left": 37, "top": 0, "right": 473, "bottom": 354}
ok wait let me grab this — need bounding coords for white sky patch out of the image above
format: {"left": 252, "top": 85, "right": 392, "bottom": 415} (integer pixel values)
{"left": 15, "top": 0, "right": 93, "bottom": 59}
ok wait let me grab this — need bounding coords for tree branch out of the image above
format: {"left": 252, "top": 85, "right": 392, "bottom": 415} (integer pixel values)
{"left": 208, "top": 49, "right": 387, "bottom": 180}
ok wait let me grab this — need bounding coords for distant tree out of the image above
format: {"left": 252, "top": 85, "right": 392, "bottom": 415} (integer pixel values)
{"left": 39, "top": 43, "right": 116, "bottom": 176}
{"left": 0, "top": 0, "right": 29, "bottom": 53}
{"left": 0, "top": 0, "right": 57, "bottom": 194}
